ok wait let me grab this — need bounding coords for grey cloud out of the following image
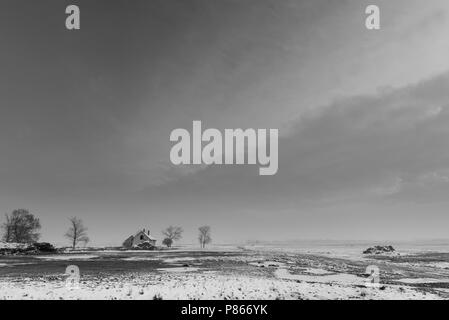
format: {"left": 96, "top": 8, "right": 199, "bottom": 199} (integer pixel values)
{"left": 147, "top": 71, "right": 449, "bottom": 209}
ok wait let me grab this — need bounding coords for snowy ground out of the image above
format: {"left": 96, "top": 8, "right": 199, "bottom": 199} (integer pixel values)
{"left": 1, "top": 245, "right": 448, "bottom": 300}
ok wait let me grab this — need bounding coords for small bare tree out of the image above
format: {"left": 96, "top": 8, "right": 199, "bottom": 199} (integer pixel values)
{"left": 2, "top": 213, "right": 12, "bottom": 242}
{"left": 162, "top": 238, "right": 173, "bottom": 248}
{"left": 162, "top": 226, "right": 183, "bottom": 247}
{"left": 198, "top": 226, "right": 211, "bottom": 249}
{"left": 65, "top": 217, "right": 89, "bottom": 250}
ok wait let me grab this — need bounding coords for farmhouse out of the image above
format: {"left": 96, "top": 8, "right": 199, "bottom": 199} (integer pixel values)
{"left": 122, "top": 228, "right": 157, "bottom": 248}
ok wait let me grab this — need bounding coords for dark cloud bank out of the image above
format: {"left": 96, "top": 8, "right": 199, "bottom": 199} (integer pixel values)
{"left": 149, "top": 71, "right": 449, "bottom": 210}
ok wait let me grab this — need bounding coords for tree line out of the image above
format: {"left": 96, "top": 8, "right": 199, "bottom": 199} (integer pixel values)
{"left": 1, "top": 209, "right": 89, "bottom": 249}
{"left": 1, "top": 209, "right": 212, "bottom": 249}
{"left": 161, "top": 225, "right": 212, "bottom": 248}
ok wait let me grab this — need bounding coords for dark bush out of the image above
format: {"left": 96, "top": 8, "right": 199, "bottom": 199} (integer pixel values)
{"left": 363, "top": 245, "right": 395, "bottom": 255}
{"left": 33, "top": 242, "right": 57, "bottom": 253}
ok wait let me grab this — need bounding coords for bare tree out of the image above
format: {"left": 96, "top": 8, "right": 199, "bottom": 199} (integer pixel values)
{"left": 162, "top": 226, "right": 183, "bottom": 247}
{"left": 162, "top": 238, "right": 173, "bottom": 248}
{"left": 1, "top": 209, "right": 41, "bottom": 243}
{"left": 65, "top": 217, "right": 89, "bottom": 250}
{"left": 198, "top": 226, "right": 211, "bottom": 249}
{"left": 2, "top": 213, "right": 12, "bottom": 242}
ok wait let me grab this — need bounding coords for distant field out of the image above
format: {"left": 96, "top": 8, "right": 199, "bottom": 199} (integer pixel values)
{"left": 0, "top": 250, "right": 250, "bottom": 277}
{"left": 1, "top": 247, "right": 448, "bottom": 299}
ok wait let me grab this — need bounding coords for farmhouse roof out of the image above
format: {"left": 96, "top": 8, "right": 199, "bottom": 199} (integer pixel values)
{"left": 133, "top": 229, "right": 156, "bottom": 241}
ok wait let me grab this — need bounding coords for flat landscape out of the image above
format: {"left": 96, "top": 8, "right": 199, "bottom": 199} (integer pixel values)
{"left": 1, "top": 245, "right": 449, "bottom": 300}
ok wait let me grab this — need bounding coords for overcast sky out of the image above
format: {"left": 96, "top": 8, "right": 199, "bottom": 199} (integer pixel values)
{"left": 1, "top": 0, "right": 449, "bottom": 246}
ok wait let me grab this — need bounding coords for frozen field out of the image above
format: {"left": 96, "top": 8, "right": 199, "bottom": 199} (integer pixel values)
{"left": 1, "top": 245, "right": 448, "bottom": 300}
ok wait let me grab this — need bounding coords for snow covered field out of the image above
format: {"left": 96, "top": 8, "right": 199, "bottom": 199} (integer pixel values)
{"left": 1, "top": 245, "right": 448, "bottom": 300}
